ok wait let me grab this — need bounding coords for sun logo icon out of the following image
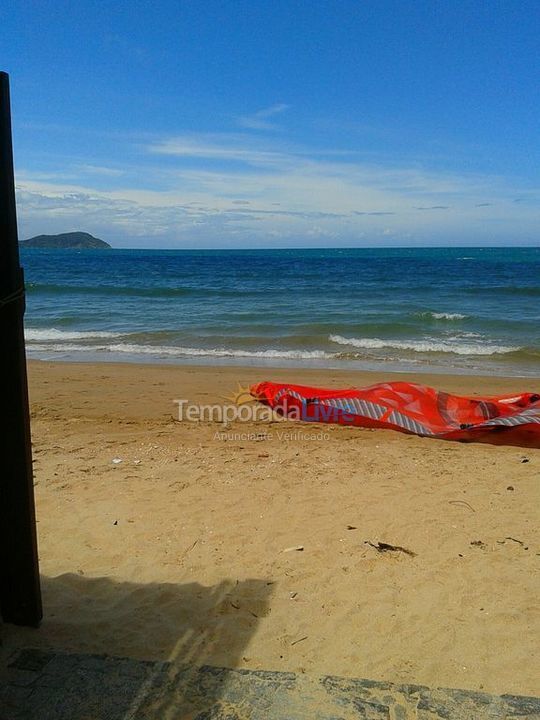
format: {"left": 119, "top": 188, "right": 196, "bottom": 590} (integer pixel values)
{"left": 221, "top": 382, "right": 256, "bottom": 406}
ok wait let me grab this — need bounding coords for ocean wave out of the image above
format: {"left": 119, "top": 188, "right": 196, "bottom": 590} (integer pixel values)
{"left": 26, "top": 283, "right": 197, "bottom": 298}
{"left": 27, "top": 342, "right": 332, "bottom": 360}
{"left": 107, "top": 344, "right": 331, "bottom": 359}
{"left": 328, "top": 334, "right": 520, "bottom": 356}
{"left": 465, "top": 285, "right": 540, "bottom": 297}
{"left": 25, "top": 328, "right": 122, "bottom": 341}
{"left": 26, "top": 283, "right": 275, "bottom": 299}
{"left": 417, "top": 311, "right": 468, "bottom": 320}
{"left": 23, "top": 329, "right": 533, "bottom": 362}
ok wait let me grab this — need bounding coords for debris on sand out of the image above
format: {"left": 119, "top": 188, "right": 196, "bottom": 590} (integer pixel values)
{"left": 470, "top": 540, "right": 486, "bottom": 549}
{"left": 497, "top": 537, "right": 529, "bottom": 550}
{"left": 449, "top": 499, "right": 475, "bottom": 512}
{"left": 364, "top": 541, "right": 417, "bottom": 557}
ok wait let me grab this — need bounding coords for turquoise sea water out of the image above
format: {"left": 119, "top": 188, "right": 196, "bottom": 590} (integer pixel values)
{"left": 20, "top": 246, "right": 540, "bottom": 377}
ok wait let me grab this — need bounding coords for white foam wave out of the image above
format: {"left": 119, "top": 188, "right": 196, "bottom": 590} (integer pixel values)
{"left": 24, "top": 331, "right": 522, "bottom": 360}
{"left": 108, "top": 344, "right": 332, "bottom": 359}
{"left": 418, "top": 311, "right": 468, "bottom": 320}
{"left": 26, "top": 328, "right": 122, "bottom": 341}
{"left": 329, "top": 334, "right": 519, "bottom": 356}
{"left": 28, "top": 342, "right": 332, "bottom": 360}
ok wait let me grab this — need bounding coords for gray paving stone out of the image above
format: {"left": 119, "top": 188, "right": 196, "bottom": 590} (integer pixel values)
{"left": 0, "top": 648, "right": 538, "bottom": 720}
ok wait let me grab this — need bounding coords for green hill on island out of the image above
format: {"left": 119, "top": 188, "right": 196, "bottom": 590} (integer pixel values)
{"left": 20, "top": 232, "right": 111, "bottom": 249}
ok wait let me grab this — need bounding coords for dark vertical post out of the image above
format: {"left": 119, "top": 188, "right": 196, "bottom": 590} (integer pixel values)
{"left": 0, "top": 71, "right": 42, "bottom": 626}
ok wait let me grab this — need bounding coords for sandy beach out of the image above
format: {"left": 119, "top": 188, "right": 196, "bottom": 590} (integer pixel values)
{"left": 2, "top": 360, "right": 539, "bottom": 697}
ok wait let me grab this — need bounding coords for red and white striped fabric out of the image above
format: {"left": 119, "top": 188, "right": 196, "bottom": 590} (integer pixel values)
{"left": 251, "top": 381, "right": 540, "bottom": 447}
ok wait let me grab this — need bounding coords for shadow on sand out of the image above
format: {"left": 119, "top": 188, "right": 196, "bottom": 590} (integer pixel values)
{"left": 3, "top": 575, "right": 540, "bottom": 719}
{"left": 1, "top": 572, "right": 273, "bottom": 719}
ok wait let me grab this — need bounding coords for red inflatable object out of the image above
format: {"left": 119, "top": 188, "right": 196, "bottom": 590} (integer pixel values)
{"left": 251, "top": 381, "right": 540, "bottom": 447}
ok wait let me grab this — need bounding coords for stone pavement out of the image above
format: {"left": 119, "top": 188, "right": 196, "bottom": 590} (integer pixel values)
{"left": 1, "top": 648, "right": 539, "bottom": 719}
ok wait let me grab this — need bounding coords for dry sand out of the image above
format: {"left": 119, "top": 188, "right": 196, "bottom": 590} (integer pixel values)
{"left": 2, "top": 360, "right": 539, "bottom": 697}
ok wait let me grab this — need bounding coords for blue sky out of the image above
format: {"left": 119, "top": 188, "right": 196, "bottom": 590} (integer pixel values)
{"left": 2, "top": 0, "right": 539, "bottom": 247}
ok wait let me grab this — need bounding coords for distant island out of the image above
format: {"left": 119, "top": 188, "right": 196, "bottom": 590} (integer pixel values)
{"left": 20, "top": 232, "right": 111, "bottom": 249}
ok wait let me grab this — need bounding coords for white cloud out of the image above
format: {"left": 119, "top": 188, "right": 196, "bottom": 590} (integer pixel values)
{"left": 76, "top": 164, "right": 125, "bottom": 177}
{"left": 148, "top": 133, "right": 291, "bottom": 168}
{"left": 14, "top": 131, "right": 540, "bottom": 247}
{"left": 237, "top": 103, "right": 290, "bottom": 131}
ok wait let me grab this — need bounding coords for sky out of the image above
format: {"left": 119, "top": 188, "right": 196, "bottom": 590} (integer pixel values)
{"left": 2, "top": 0, "right": 539, "bottom": 248}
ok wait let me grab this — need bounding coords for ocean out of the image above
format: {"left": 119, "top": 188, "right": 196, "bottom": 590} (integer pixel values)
{"left": 20, "top": 246, "right": 540, "bottom": 377}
